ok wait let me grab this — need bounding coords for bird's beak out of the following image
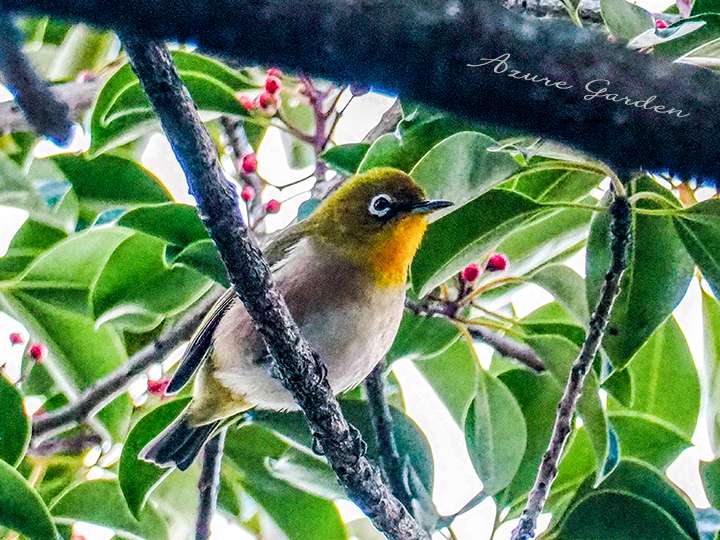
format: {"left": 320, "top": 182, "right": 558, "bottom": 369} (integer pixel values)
{"left": 406, "top": 199, "right": 454, "bottom": 215}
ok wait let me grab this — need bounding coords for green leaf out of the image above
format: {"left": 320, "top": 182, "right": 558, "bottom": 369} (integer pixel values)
{"left": 119, "top": 398, "right": 190, "bottom": 518}
{"left": 600, "top": 0, "right": 654, "bottom": 41}
{"left": 0, "top": 459, "right": 58, "bottom": 540}
{"left": 610, "top": 318, "right": 699, "bottom": 439}
{"left": 547, "top": 491, "right": 693, "bottom": 540}
{"left": 170, "top": 239, "right": 228, "bottom": 287}
{"left": 51, "top": 479, "right": 168, "bottom": 540}
{"left": 0, "top": 219, "right": 67, "bottom": 281}
{"left": 46, "top": 25, "right": 114, "bottom": 82}
{"left": 674, "top": 199, "right": 720, "bottom": 297}
{"left": 414, "top": 338, "right": 479, "bottom": 426}
{"left": 53, "top": 155, "right": 171, "bottom": 215}
{"left": 409, "top": 131, "right": 520, "bottom": 213}
{"left": 411, "top": 189, "right": 544, "bottom": 296}
{"left": 701, "top": 457, "right": 720, "bottom": 509}
{"left": 528, "top": 335, "right": 609, "bottom": 483}
{"left": 90, "top": 51, "right": 257, "bottom": 156}
{"left": 465, "top": 369, "right": 526, "bottom": 495}
{"left": 224, "top": 425, "right": 347, "bottom": 540}
{"left": 596, "top": 460, "right": 700, "bottom": 540}
{"left": 386, "top": 311, "right": 460, "bottom": 365}
{"left": 266, "top": 447, "right": 345, "bottom": 500}
{"left": 92, "top": 232, "right": 211, "bottom": 331}
{"left": 609, "top": 411, "right": 691, "bottom": 468}
{"left": 702, "top": 290, "right": 720, "bottom": 453}
{"left": 1, "top": 229, "right": 135, "bottom": 439}
{"left": 117, "top": 203, "right": 208, "bottom": 246}
{"left": 586, "top": 177, "right": 693, "bottom": 367}
{"left": 654, "top": 14, "right": 720, "bottom": 60}
{"left": 529, "top": 265, "right": 590, "bottom": 324}
{"left": 358, "top": 114, "right": 473, "bottom": 173}
{"left": 507, "top": 162, "right": 602, "bottom": 204}
{"left": 320, "top": 143, "right": 370, "bottom": 175}
{"left": 0, "top": 375, "right": 30, "bottom": 466}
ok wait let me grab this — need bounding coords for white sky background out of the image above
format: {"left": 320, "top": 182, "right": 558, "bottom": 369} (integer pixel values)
{"left": 0, "top": 1, "right": 712, "bottom": 538}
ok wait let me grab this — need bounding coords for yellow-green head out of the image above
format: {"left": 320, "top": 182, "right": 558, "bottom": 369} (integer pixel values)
{"left": 305, "top": 167, "right": 452, "bottom": 286}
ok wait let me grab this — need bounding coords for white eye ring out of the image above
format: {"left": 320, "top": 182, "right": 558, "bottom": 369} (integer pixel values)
{"left": 369, "top": 194, "right": 393, "bottom": 217}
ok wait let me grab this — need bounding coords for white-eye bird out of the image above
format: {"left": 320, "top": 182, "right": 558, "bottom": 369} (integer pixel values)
{"left": 142, "top": 167, "right": 452, "bottom": 469}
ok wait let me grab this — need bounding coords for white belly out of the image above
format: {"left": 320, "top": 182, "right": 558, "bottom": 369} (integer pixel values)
{"left": 211, "top": 239, "right": 406, "bottom": 410}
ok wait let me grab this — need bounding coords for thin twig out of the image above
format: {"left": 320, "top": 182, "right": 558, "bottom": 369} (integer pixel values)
{"left": 468, "top": 327, "right": 545, "bottom": 373}
{"left": 365, "top": 363, "right": 414, "bottom": 513}
{"left": 511, "top": 195, "right": 632, "bottom": 540}
{"left": 121, "top": 37, "right": 427, "bottom": 540}
{"left": 29, "top": 430, "right": 102, "bottom": 457}
{"left": 195, "top": 428, "right": 227, "bottom": 540}
{"left": 0, "top": 13, "right": 73, "bottom": 142}
{"left": 32, "top": 288, "right": 224, "bottom": 438}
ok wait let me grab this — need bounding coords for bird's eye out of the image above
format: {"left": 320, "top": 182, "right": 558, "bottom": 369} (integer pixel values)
{"left": 368, "top": 194, "right": 393, "bottom": 217}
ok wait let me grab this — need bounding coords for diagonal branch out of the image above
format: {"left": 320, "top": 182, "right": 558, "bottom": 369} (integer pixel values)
{"left": 0, "top": 13, "right": 73, "bottom": 142}
{"left": 511, "top": 194, "right": 632, "bottom": 540}
{"left": 3, "top": 1, "right": 720, "bottom": 183}
{"left": 121, "top": 37, "right": 427, "bottom": 540}
{"left": 32, "top": 288, "right": 224, "bottom": 438}
{"left": 195, "top": 429, "right": 227, "bottom": 540}
{"left": 365, "top": 363, "right": 414, "bottom": 513}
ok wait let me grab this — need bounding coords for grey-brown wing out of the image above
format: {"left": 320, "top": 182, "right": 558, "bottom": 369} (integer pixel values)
{"left": 166, "top": 221, "right": 308, "bottom": 393}
{"left": 166, "top": 288, "right": 236, "bottom": 394}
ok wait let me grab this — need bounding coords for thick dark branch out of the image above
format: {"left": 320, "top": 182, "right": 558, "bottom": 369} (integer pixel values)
{"left": 0, "top": 76, "right": 103, "bottom": 136}
{"left": 3, "top": 1, "right": 719, "bottom": 183}
{"left": 32, "top": 288, "right": 224, "bottom": 438}
{"left": 511, "top": 195, "right": 632, "bottom": 540}
{"left": 468, "top": 326, "right": 545, "bottom": 373}
{"left": 365, "top": 363, "right": 414, "bottom": 513}
{"left": 504, "top": 0, "right": 603, "bottom": 24}
{"left": 0, "top": 13, "right": 73, "bottom": 142}
{"left": 196, "top": 429, "right": 226, "bottom": 540}
{"left": 121, "top": 38, "right": 427, "bottom": 540}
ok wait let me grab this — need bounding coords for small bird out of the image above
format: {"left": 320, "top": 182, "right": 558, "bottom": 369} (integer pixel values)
{"left": 142, "top": 167, "right": 452, "bottom": 470}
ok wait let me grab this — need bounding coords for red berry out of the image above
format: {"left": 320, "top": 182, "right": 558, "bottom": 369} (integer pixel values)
{"left": 486, "top": 253, "right": 508, "bottom": 272}
{"left": 9, "top": 332, "right": 23, "bottom": 345}
{"left": 241, "top": 153, "right": 258, "bottom": 174}
{"left": 462, "top": 263, "right": 481, "bottom": 282}
{"left": 147, "top": 378, "right": 169, "bottom": 396}
{"left": 266, "top": 67, "right": 282, "bottom": 78}
{"left": 237, "top": 94, "right": 254, "bottom": 111}
{"left": 265, "top": 199, "right": 281, "bottom": 214}
{"left": 258, "top": 91, "right": 276, "bottom": 109}
{"left": 265, "top": 75, "right": 281, "bottom": 94}
{"left": 655, "top": 19, "right": 669, "bottom": 29}
{"left": 28, "top": 343, "right": 46, "bottom": 362}
{"left": 241, "top": 185, "right": 256, "bottom": 202}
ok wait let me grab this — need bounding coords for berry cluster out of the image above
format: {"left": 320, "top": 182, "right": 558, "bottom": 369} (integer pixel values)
{"left": 8, "top": 333, "right": 47, "bottom": 362}
{"left": 236, "top": 67, "right": 283, "bottom": 115}
{"left": 461, "top": 253, "right": 508, "bottom": 284}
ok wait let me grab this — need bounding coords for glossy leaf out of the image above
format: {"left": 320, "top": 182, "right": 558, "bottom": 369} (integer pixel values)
{"left": 90, "top": 51, "right": 257, "bottom": 155}
{"left": 586, "top": 178, "right": 693, "bottom": 367}
{"left": 320, "top": 143, "right": 370, "bottom": 175}
{"left": 702, "top": 290, "right": 720, "bottom": 453}
{"left": 701, "top": 457, "right": 720, "bottom": 509}
{"left": 601, "top": 0, "right": 654, "bottom": 41}
{"left": 610, "top": 318, "right": 699, "bottom": 439}
{"left": 266, "top": 446, "right": 344, "bottom": 500}
{"left": 609, "top": 411, "right": 691, "bottom": 468}
{"left": 547, "top": 490, "right": 693, "bottom": 540}
{"left": 117, "top": 203, "right": 208, "bottom": 247}
{"left": 0, "top": 375, "right": 30, "bottom": 466}
{"left": 414, "top": 338, "right": 479, "bottom": 425}
{"left": 465, "top": 369, "right": 527, "bottom": 495}
{"left": 51, "top": 479, "right": 168, "bottom": 540}
{"left": 170, "top": 239, "right": 229, "bottom": 287}
{"left": 409, "top": 131, "right": 519, "bottom": 213}
{"left": 358, "top": 113, "right": 473, "bottom": 173}
{"left": 53, "top": 155, "right": 171, "bottom": 215}
{"left": 0, "top": 459, "right": 58, "bottom": 540}
{"left": 529, "top": 264, "right": 589, "bottom": 324}
{"left": 119, "top": 398, "right": 190, "bottom": 517}
{"left": 411, "top": 189, "right": 544, "bottom": 296}
{"left": 0, "top": 219, "right": 66, "bottom": 280}
{"left": 224, "top": 425, "right": 348, "bottom": 540}
{"left": 92, "top": 232, "right": 211, "bottom": 331}
{"left": 674, "top": 199, "right": 720, "bottom": 297}
{"left": 386, "top": 311, "right": 460, "bottom": 365}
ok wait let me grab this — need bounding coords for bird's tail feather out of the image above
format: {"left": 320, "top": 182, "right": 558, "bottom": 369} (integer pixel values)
{"left": 140, "top": 414, "right": 220, "bottom": 471}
